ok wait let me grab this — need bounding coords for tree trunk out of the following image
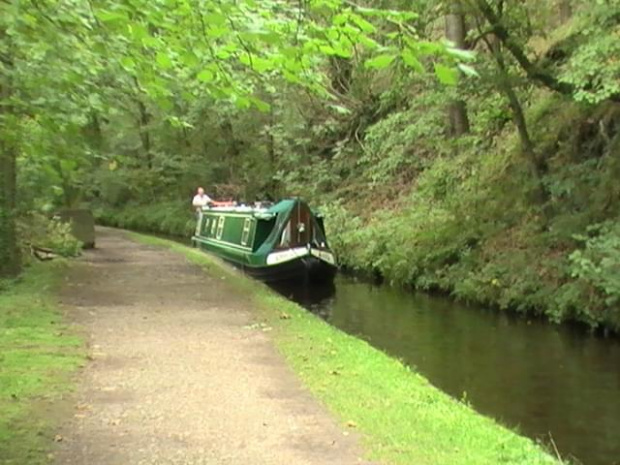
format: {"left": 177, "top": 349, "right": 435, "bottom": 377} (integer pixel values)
{"left": 137, "top": 99, "right": 152, "bottom": 169}
{"left": 445, "top": 1, "right": 470, "bottom": 137}
{"left": 84, "top": 112, "right": 103, "bottom": 151}
{"left": 558, "top": 0, "right": 572, "bottom": 23}
{"left": 220, "top": 120, "right": 241, "bottom": 185}
{"left": 266, "top": 101, "right": 280, "bottom": 198}
{"left": 0, "top": 54, "right": 21, "bottom": 278}
{"left": 447, "top": 100, "right": 470, "bottom": 137}
{"left": 330, "top": 57, "right": 353, "bottom": 95}
{"left": 485, "top": 36, "right": 548, "bottom": 203}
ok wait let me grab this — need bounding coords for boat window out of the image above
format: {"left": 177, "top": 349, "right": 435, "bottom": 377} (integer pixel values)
{"left": 216, "top": 216, "right": 225, "bottom": 239}
{"left": 312, "top": 218, "right": 327, "bottom": 247}
{"left": 210, "top": 216, "right": 217, "bottom": 236}
{"left": 241, "top": 218, "right": 252, "bottom": 246}
{"left": 279, "top": 220, "right": 292, "bottom": 248}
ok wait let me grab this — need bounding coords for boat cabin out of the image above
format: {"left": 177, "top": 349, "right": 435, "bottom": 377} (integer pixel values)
{"left": 192, "top": 199, "right": 336, "bottom": 282}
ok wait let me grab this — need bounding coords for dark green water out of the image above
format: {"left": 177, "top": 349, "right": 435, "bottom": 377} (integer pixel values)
{"left": 272, "top": 275, "right": 620, "bottom": 465}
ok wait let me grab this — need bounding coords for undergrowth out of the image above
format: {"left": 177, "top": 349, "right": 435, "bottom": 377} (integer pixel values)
{"left": 95, "top": 201, "right": 195, "bottom": 238}
{"left": 322, "top": 96, "right": 620, "bottom": 333}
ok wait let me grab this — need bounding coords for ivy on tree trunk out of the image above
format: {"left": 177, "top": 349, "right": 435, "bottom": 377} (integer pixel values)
{"left": 445, "top": 1, "right": 470, "bottom": 138}
{"left": 0, "top": 53, "right": 21, "bottom": 278}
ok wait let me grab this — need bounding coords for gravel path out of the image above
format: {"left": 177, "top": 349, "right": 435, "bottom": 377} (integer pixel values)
{"left": 55, "top": 228, "right": 370, "bottom": 465}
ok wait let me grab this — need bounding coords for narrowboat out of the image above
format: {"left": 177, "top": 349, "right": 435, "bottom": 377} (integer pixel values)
{"left": 191, "top": 199, "right": 337, "bottom": 282}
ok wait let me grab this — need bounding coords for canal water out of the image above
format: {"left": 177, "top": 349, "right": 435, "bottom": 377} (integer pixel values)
{"left": 270, "top": 275, "right": 620, "bottom": 465}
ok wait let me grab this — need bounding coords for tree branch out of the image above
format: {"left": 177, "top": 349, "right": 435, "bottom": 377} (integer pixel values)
{"left": 472, "top": 0, "right": 574, "bottom": 95}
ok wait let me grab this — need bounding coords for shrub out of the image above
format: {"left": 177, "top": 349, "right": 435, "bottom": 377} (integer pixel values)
{"left": 17, "top": 213, "right": 82, "bottom": 260}
{"left": 570, "top": 221, "right": 620, "bottom": 307}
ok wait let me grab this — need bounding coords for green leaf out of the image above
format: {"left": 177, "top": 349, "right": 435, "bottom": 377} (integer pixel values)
{"left": 401, "top": 50, "right": 425, "bottom": 73}
{"left": 349, "top": 13, "right": 376, "bottom": 33}
{"left": 59, "top": 159, "right": 77, "bottom": 173}
{"left": 142, "top": 36, "right": 159, "bottom": 48}
{"left": 181, "top": 53, "right": 199, "bottom": 67}
{"left": 252, "top": 57, "right": 274, "bottom": 72}
{"left": 329, "top": 104, "right": 352, "bottom": 115}
{"left": 357, "top": 35, "right": 379, "bottom": 50}
{"left": 250, "top": 97, "right": 271, "bottom": 112}
{"left": 434, "top": 63, "right": 458, "bottom": 85}
{"left": 415, "top": 41, "right": 444, "bottom": 55}
{"left": 156, "top": 52, "right": 173, "bottom": 70}
{"left": 447, "top": 47, "right": 476, "bottom": 61}
{"left": 197, "top": 69, "right": 215, "bottom": 82}
{"left": 233, "top": 96, "right": 251, "bottom": 109}
{"left": 257, "top": 31, "right": 281, "bottom": 45}
{"left": 120, "top": 56, "right": 136, "bottom": 70}
{"left": 97, "top": 10, "right": 126, "bottom": 23}
{"left": 457, "top": 63, "right": 479, "bottom": 78}
{"left": 333, "top": 13, "right": 349, "bottom": 26}
{"left": 319, "top": 45, "right": 337, "bottom": 55}
{"left": 129, "top": 24, "right": 149, "bottom": 40}
{"left": 365, "top": 54, "right": 396, "bottom": 70}
{"left": 240, "top": 54, "right": 273, "bottom": 72}
{"left": 204, "top": 13, "right": 227, "bottom": 26}
{"left": 207, "top": 26, "right": 230, "bottom": 38}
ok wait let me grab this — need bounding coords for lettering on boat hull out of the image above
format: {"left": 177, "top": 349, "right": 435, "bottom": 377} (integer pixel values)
{"left": 266, "top": 247, "right": 309, "bottom": 265}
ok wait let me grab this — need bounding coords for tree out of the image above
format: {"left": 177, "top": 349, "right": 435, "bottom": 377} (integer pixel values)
{"left": 445, "top": 0, "right": 470, "bottom": 137}
{"left": 0, "top": 15, "right": 20, "bottom": 277}
{"left": 0, "top": 57, "right": 20, "bottom": 278}
{"left": 558, "top": 0, "right": 572, "bottom": 23}
{"left": 469, "top": 0, "right": 574, "bottom": 95}
{"left": 0, "top": 0, "right": 455, "bottom": 277}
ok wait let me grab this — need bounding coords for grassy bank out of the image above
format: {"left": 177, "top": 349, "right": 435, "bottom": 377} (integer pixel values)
{"left": 129, "top": 232, "right": 559, "bottom": 465}
{"left": 0, "top": 262, "right": 83, "bottom": 464}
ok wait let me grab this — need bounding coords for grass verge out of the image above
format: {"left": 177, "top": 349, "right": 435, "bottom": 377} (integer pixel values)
{"left": 0, "top": 261, "right": 83, "bottom": 465}
{"left": 129, "top": 232, "right": 559, "bottom": 465}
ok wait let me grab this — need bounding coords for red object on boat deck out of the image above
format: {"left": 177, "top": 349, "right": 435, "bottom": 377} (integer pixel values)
{"left": 210, "top": 200, "right": 236, "bottom": 207}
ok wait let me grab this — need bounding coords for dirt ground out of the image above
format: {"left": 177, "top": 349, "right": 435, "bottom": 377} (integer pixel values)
{"left": 54, "top": 228, "right": 371, "bottom": 465}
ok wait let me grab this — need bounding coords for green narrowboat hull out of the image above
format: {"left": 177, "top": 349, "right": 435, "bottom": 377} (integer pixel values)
{"left": 191, "top": 199, "right": 336, "bottom": 282}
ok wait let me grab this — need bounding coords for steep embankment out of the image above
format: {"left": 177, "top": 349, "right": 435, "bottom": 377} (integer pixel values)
{"left": 324, "top": 98, "right": 620, "bottom": 332}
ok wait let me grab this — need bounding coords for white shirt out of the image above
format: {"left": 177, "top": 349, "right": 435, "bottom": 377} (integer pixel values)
{"left": 192, "top": 194, "right": 212, "bottom": 208}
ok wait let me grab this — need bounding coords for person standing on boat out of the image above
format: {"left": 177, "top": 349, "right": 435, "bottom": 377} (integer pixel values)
{"left": 192, "top": 187, "right": 212, "bottom": 213}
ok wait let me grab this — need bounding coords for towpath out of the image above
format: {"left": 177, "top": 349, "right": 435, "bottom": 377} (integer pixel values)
{"left": 55, "top": 228, "right": 370, "bottom": 465}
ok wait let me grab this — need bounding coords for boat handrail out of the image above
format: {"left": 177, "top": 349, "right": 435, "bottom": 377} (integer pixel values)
{"left": 201, "top": 205, "right": 273, "bottom": 215}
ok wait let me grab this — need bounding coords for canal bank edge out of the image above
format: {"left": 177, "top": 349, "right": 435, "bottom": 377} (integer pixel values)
{"left": 0, "top": 261, "right": 85, "bottom": 464}
{"left": 129, "top": 232, "right": 560, "bottom": 465}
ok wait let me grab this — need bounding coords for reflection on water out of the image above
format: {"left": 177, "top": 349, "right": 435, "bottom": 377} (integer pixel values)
{"left": 270, "top": 275, "right": 620, "bottom": 465}
{"left": 268, "top": 279, "right": 336, "bottom": 319}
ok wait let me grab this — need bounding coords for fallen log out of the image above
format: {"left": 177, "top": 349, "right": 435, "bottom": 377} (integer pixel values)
{"left": 29, "top": 244, "right": 58, "bottom": 261}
